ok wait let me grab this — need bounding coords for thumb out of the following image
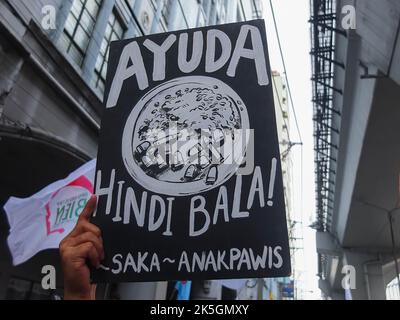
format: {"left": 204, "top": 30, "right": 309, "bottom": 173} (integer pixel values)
{"left": 78, "top": 195, "right": 97, "bottom": 221}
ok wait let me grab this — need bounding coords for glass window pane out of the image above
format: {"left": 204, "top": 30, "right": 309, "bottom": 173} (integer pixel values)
{"left": 162, "top": 0, "right": 171, "bottom": 22}
{"left": 109, "top": 12, "right": 116, "bottom": 25}
{"left": 59, "top": 32, "right": 71, "bottom": 50}
{"left": 198, "top": 11, "right": 206, "bottom": 27}
{"left": 110, "top": 32, "right": 118, "bottom": 42}
{"left": 68, "top": 44, "right": 84, "bottom": 66}
{"left": 105, "top": 24, "right": 112, "bottom": 40}
{"left": 80, "top": 10, "right": 95, "bottom": 33}
{"left": 101, "top": 63, "right": 107, "bottom": 78}
{"left": 95, "top": 54, "right": 103, "bottom": 71}
{"left": 65, "top": 14, "right": 77, "bottom": 36}
{"left": 71, "top": 0, "right": 83, "bottom": 18}
{"left": 63, "top": 0, "right": 105, "bottom": 66}
{"left": 99, "top": 38, "right": 108, "bottom": 55}
{"left": 93, "top": 10, "right": 125, "bottom": 92}
{"left": 74, "top": 26, "right": 90, "bottom": 51}
{"left": 127, "top": 0, "right": 136, "bottom": 9}
{"left": 97, "top": 79, "right": 105, "bottom": 93}
{"left": 180, "top": 0, "right": 198, "bottom": 28}
{"left": 85, "top": 0, "right": 100, "bottom": 18}
{"left": 173, "top": 5, "right": 187, "bottom": 30}
{"left": 114, "top": 22, "right": 123, "bottom": 38}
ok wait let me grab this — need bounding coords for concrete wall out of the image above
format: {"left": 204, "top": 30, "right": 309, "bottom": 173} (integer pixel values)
{"left": 332, "top": 1, "right": 400, "bottom": 242}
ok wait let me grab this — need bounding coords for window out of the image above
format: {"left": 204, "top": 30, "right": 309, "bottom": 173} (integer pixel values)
{"left": 93, "top": 11, "right": 125, "bottom": 94}
{"left": 215, "top": 0, "right": 226, "bottom": 24}
{"left": 201, "top": 0, "right": 210, "bottom": 12}
{"left": 127, "top": 0, "right": 136, "bottom": 7}
{"left": 197, "top": 0, "right": 210, "bottom": 27}
{"left": 386, "top": 277, "right": 400, "bottom": 300}
{"left": 197, "top": 10, "right": 206, "bottom": 27}
{"left": 252, "top": 0, "right": 263, "bottom": 19}
{"left": 60, "top": 0, "right": 102, "bottom": 67}
{"left": 216, "top": 13, "right": 221, "bottom": 24}
{"left": 201, "top": 0, "right": 211, "bottom": 19}
{"left": 179, "top": 0, "right": 198, "bottom": 28}
{"left": 237, "top": 0, "right": 245, "bottom": 22}
{"left": 161, "top": 0, "right": 171, "bottom": 26}
{"left": 150, "top": 0, "right": 171, "bottom": 31}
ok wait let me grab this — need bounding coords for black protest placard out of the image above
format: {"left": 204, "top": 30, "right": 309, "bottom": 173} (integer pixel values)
{"left": 92, "top": 19, "right": 291, "bottom": 283}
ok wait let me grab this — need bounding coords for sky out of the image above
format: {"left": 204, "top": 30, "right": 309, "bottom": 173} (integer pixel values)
{"left": 262, "top": 0, "right": 320, "bottom": 299}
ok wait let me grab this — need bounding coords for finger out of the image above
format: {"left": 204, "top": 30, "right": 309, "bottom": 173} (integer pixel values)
{"left": 90, "top": 285, "right": 97, "bottom": 300}
{"left": 75, "top": 242, "right": 100, "bottom": 268}
{"left": 78, "top": 195, "right": 97, "bottom": 222}
{"left": 72, "top": 220, "right": 101, "bottom": 238}
{"left": 68, "top": 232, "right": 104, "bottom": 260}
{"left": 87, "top": 245, "right": 101, "bottom": 268}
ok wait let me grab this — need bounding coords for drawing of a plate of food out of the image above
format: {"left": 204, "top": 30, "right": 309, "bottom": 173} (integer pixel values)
{"left": 122, "top": 76, "right": 250, "bottom": 196}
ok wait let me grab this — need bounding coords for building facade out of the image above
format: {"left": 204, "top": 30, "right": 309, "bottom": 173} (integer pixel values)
{"left": 0, "top": 0, "right": 263, "bottom": 299}
{"left": 271, "top": 71, "right": 299, "bottom": 300}
{"left": 220, "top": 71, "right": 297, "bottom": 301}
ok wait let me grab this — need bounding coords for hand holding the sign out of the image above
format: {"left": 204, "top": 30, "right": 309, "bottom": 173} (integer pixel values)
{"left": 60, "top": 195, "right": 104, "bottom": 300}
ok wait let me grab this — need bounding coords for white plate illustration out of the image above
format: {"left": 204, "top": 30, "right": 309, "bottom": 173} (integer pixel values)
{"left": 122, "top": 76, "right": 250, "bottom": 196}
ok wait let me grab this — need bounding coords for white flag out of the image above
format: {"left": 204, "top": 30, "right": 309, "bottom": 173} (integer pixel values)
{"left": 3, "top": 159, "right": 96, "bottom": 265}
